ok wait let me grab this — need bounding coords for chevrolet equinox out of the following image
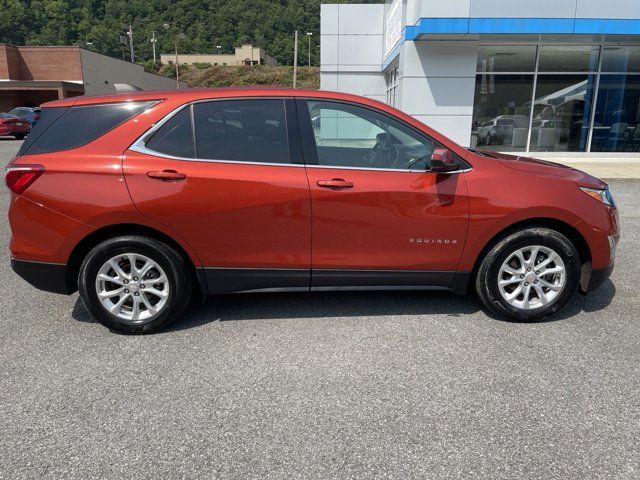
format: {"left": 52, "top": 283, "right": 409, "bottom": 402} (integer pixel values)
{"left": 6, "top": 89, "right": 619, "bottom": 333}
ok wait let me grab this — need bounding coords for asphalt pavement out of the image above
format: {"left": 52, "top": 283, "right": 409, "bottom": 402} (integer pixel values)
{"left": 1, "top": 137, "right": 639, "bottom": 479}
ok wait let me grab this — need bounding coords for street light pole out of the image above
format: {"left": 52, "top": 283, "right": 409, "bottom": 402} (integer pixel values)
{"left": 127, "top": 24, "right": 135, "bottom": 63}
{"left": 151, "top": 31, "right": 157, "bottom": 63}
{"left": 306, "top": 32, "right": 313, "bottom": 67}
{"left": 293, "top": 30, "right": 298, "bottom": 88}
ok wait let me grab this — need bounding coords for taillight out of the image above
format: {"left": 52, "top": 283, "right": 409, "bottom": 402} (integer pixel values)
{"left": 5, "top": 164, "right": 44, "bottom": 195}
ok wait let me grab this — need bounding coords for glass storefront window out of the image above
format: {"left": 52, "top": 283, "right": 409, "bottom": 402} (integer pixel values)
{"left": 591, "top": 75, "right": 640, "bottom": 152}
{"left": 477, "top": 46, "right": 537, "bottom": 72}
{"left": 601, "top": 46, "right": 640, "bottom": 73}
{"left": 471, "top": 74, "right": 533, "bottom": 151}
{"left": 529, "top": 75, "right": 596, "bottom": 152}
{"left": 538, "top": 46, "right": 600, "bottom": 73}
{"left": 472, "top": 44, "right": 640, "bottom": 152}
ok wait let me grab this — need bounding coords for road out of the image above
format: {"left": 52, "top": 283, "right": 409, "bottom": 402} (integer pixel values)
{"left": 1, "top": 137, "right": 639, "bottom": 479}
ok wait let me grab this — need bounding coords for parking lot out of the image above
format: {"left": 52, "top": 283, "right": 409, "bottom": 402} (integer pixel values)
{"left": 1, "top": 137, "right": 639, "bottom": 479}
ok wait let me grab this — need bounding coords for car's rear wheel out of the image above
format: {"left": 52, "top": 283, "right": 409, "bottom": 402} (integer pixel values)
{"left": 475, "top": 228, "right": 581, "bottom": 321}
{"left": 78, "top": 236, "right": 191, "bottom": 333}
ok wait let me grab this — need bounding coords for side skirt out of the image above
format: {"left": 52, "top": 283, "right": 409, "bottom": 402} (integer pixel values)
{"left": 202, "top": 268, "right": 471, "bottom": 295}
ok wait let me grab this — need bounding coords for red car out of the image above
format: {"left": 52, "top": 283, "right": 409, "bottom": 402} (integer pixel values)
{"left": 5, "top": 88, "right": 619, "bottom": 333}
{"left": 0, "top": 113, "right": 31, "bottom": 139}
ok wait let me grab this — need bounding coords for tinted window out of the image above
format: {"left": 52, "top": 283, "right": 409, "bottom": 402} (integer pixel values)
{"left": 193, "top": 99, "right": 289, "bottom": 163}
{"left": 306, "top": 100, "right": 434, "bottom": 170}
{"left": 17, "top": 107, "right": 68, "bottom": 156}
{"left": 477, "top": 46, "right": 537, "bottom": 72}
{"left": 145, "top": 107, "right": 194, "bottom": 158}
{"left": 24, "top": 101, "right": 156, "bottom": 155}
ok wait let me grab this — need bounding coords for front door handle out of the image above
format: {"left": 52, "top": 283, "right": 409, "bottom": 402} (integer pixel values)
{"left": 317, "top": 178, "right": 354, "bottom": 189}
{"left": 147, "top": 170, "right": 186, "bottom": 181}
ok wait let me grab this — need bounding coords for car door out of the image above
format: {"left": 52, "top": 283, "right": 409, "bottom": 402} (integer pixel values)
{"left": 296, "top": 98, "right": 470, "bottom": 290}
{"left": 123, "top": 97, "right": 312, "bottom": 294}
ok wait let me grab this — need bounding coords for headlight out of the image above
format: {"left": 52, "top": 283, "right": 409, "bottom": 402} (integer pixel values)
{"left": 580, "top": 186, "right": 616, "bottom": 208}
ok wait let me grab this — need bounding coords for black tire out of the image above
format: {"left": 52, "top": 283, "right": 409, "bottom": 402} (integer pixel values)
{"left": 475, "top": 228, "right": 581, "bottom": 321}
{"left": 14, "top": 134, "right": 26, "bottom": 140}
{"left": 78, "top": 235, "right": 192, "bottom": 333}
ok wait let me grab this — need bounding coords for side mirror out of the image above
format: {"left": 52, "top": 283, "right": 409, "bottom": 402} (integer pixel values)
{"left": 430, "top": 148, "right": 460, "bottom": 173}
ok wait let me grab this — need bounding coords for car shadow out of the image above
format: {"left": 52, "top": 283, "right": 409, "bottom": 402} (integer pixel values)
{"left": 70, "top": 279, "right": 617, "bottom": 333}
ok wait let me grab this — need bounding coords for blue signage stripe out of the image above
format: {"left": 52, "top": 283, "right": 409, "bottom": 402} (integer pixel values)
{"left": 404, "top": 18, "right": 640, "bottom": 39}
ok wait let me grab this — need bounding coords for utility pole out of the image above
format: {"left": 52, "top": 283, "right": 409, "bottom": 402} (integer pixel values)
{"left": 175, "top": 40, "right": 180, "bottom": 89}
{"left": 293, "top": 30, "right": 298, "bottom": 88}
{"left": 306, "top": 32, "right": 313, "bottom": 67}
{"left": 151, "top": 31, "right": 157, "bottom": 63}
{"left": 127, "top": 24, "right": 135, "bottom": 63}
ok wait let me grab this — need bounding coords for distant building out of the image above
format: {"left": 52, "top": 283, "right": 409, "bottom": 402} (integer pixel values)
{"left": 162, "top": 44, "right": 277, "bottom": 66}
{"left": 0, "top": 44, "right": 186, "bottom": 111}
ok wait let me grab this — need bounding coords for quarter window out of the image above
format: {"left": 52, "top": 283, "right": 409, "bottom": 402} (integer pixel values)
{"left": 193, "top": 99, "right": 290, "bottom": 163}
{"left": 305, "top": 100, "right": 435, "bottom": 171}
{"left": 145, "top": 107, "right": 194, "bottom": 158}
{"left": 24, "top": 101, "right": 156, "bottom": 155}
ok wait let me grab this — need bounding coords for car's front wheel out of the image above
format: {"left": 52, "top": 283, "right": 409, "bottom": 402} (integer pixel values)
{"left": 78, "top": 235, "right": 191, "bottom": 333}
{"left": 475, "top": 228, "right": 581, "bottom": 321}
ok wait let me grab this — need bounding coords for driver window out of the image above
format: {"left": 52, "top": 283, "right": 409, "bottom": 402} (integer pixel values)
{"left": 306, "top": 100, "right": 434, "bottom": 170}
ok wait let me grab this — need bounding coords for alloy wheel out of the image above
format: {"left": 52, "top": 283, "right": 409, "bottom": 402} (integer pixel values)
{"left": 95, "top": 253, "right": 170, "bottom": 323}
{"left": 497, "top": 245, "right": 566, "bottom": 310}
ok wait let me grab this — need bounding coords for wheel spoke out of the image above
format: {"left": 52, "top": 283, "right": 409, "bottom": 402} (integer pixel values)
{"left": 506, "top": 284, "right": 524, "bottom": 301}
{"left": 514, "top": 250, "right": 527, "bottom": 268}
{"left": 127, "top": 254, "right": 138, "bottom": 275}
{"left": 536, "top": 253, "right": 557, "bottom": 271}
{"left": 98, "top": 273, "right": 124, "bottom": 286}
{"left": 108, "top": 259, "right": 129, "bottom": 280}
{"left": 521, "top": 285, "right": 532, "bottom": 309}
{"left": 499, "top": 277, "right": 522, "bottom": 287}
{"left": 529, "top": 246, "right": 540, "bottom": 266}
{"left": 99, "top": 286, "right": 125, "bottom": 299}
{"left": 131, "top": 296, "right": 141, "bottom": 320}
{"left": 533, "top": 284, "right": 549, "bottom": 305}
{"left": 145, "top": 287, "right": 168, "bottom": 299}
{"left": 109, "top": 293, "right": 131, "bottom": 313}
{"left": 139, "top": 260, "right": 154, "bottom": 278}
{"left": 503, "top": 266, "right": 524, "bottom": 276}
{"left": 540, "top": 266, "right": 564, "bottom": 276}
{"left": 140, "top": 293, "right": 158, "bottom": 315}
{"left": 539, "top": 278, "right": 562, "bottom": 291}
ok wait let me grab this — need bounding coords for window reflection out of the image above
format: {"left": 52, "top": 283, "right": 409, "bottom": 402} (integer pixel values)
{"left": 477, "top": 46, "right": 537, "bottom": 72}
{"left": 529, "top": 75, "right": 596, "bottom": 152}
{"left": 538, "top": 46, "right": 600, "bottom": 73}
{"left": 471, "top": 75, "right": 533, "bottom": 151}
{"left": 591, "top": 75, "right": 640, "bottom": 152}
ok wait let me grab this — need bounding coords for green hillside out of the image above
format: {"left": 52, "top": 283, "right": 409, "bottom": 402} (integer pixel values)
{"left": 1, "top": 0, "right": 385, "bottom": 66}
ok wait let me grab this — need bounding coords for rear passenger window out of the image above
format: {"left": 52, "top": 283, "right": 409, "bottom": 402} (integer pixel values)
{"left": 23, "top": 101, "right": 156, "bottom": 155}
{"left": 193, "top": 99, "right": 289, "bottom": 164}
{"left": 145, "top": 107, "right": 194, "bottom": 158}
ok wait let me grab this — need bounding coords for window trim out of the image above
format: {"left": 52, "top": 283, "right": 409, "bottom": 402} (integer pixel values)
{"left": 295, "top": 97, "right": 471, "bottom": 174}
{"left": 130, "top": 97, "right": 298, "bottom": 167}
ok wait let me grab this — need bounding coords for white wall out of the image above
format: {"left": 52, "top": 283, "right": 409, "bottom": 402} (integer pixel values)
{"left": 320, "top": 4, "right": 386, "bottom": 102}
{"left": 397, "top": 41, "right": 478, "bottom": 146}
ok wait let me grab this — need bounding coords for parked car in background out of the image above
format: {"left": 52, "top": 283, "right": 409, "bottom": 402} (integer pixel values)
{"left": 5, "top": 89, "right": 619, "bottom": 333}
{"left": 0, "top": 113, "right": 31, "bottom": 139}
{"left": 477, "top": 115, "right": 530, "bottom": 146}
{"left": 8, "top": 107, "right": 41, "bottom": 127}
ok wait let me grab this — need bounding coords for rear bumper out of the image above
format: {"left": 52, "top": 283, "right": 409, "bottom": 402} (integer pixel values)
{"left": 11, "top": 258, "right": 72, "bottom": 295}
{"left": 582, "top": 262, "right": 614, "bottom": 294}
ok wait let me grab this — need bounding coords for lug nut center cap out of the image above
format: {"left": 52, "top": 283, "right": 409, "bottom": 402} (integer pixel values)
{"left": 524, "top": 272, "right": 537, "bottom": 283}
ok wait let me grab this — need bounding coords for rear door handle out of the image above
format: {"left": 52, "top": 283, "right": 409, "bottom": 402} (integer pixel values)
{"left": 147, "top": 170, "right": 186, "bottom": 181}
{"left": 317, "top": 178, "right": 354, "bottom": 189}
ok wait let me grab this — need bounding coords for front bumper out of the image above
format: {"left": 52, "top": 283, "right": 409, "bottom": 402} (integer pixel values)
{"left": 11, "top": 258, "right": 72, "bottom": 294}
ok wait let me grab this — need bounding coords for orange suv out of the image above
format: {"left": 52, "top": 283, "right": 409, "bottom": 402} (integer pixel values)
{"left": 6, "top": 89, "right": 619, "bottom": 333}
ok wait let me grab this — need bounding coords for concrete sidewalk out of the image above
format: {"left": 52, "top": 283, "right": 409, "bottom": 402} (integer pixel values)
{"left": 527, "top": 153, "right": 640, "bottom": 179}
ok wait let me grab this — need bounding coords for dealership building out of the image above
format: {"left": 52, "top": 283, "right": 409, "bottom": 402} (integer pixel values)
{"left": 320, "top": 0, "right": 640, "bottom": 156}
{"left": 0, "top": 44, "right": 185, "bottom": 112}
